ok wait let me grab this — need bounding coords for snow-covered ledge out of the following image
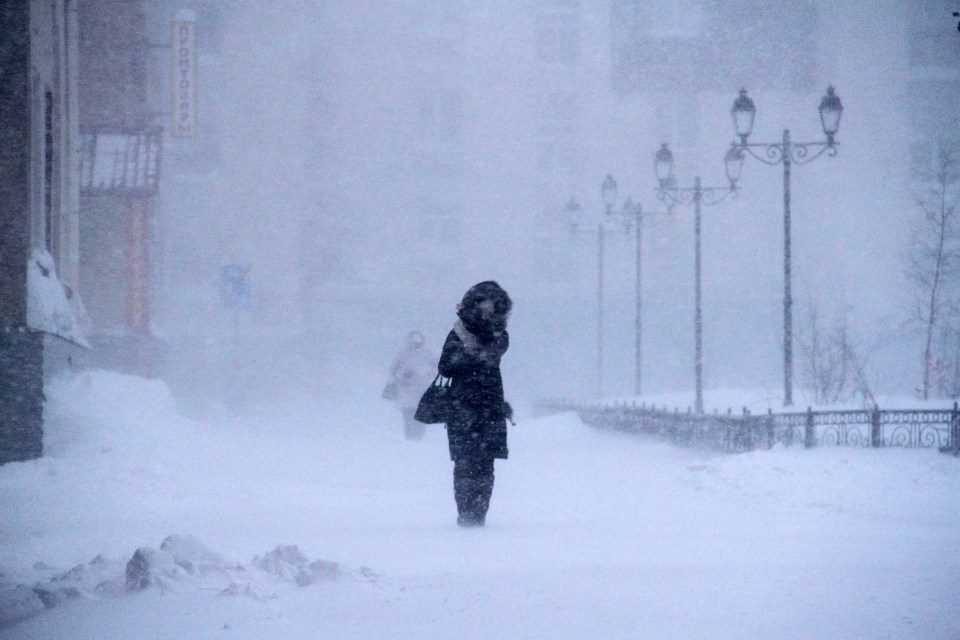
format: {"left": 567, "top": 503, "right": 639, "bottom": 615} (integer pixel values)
{"left": 26, "top": 249, "right": 90, "bottom": 348}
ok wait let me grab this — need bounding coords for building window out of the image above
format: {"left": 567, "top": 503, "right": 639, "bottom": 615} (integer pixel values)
{"left": 79, "top": 130, "right": 162, "bottom": 196}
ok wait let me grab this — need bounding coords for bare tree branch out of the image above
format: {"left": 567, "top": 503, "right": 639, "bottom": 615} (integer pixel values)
{"left": 906, "top": 141, "right": 960, "bottom": 399}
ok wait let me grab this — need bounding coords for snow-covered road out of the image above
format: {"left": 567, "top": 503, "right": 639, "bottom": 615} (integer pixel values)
{"left": 1, "top": 371, "right": 958, "bottom": 639}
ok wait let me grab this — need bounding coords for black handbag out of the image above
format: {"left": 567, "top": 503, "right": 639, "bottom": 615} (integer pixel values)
{"left": 414, "top": 374, "right": 454, "bottom": 424}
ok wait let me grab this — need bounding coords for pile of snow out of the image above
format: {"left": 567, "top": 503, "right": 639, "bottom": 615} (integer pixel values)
{"left": 26, "top": 249, "right": 89, "bottom": 347}
{"left": 0, "top": 534, "right": 368, "bottom": 628}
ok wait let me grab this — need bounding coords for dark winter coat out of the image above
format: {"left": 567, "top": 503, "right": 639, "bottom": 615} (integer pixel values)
{"left": 438, "top": 324, "right": 509, "bottom": 461}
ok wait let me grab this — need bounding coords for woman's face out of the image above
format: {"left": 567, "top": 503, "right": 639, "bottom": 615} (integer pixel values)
{"left": 477, "top": 299, "right": 495, "bottom": 321}
{"left": 459, "top": 295, "right": 507, "bottom": 337}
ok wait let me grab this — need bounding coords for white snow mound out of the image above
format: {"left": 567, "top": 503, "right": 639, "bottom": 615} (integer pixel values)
{"left": 0, "top": 535, "right": 373, "bottom": 629}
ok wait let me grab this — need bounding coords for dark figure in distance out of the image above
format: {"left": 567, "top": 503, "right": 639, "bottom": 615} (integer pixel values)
{"left": 438, "top": 281, "right": 513, "bottom": 527}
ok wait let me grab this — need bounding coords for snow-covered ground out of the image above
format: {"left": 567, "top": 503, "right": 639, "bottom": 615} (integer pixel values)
{"left": 1, "top": 370, "right": 958, "bottom": 639}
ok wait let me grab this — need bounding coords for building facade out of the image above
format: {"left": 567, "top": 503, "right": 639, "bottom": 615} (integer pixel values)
{"left": 0, "top": 0, "right": 83, "bottom": 463}
{"left": 77, "top": 0, "right": 164, "bottom": 377}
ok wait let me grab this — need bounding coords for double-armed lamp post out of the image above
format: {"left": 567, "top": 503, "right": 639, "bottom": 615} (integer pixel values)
{"left": 603, "top": 182, "right": 648, "bottom": 397}
{"left": 654, "top": 143, "right": 743, "bottom": 414}
{"left": 563, "top": 194, "right": 605, "bottom": 397}
{"left": 565, "top": 175, "right": 645, "bottom": 398}
{"left": 730, "top": 86, "right": 843, "bottom": 407}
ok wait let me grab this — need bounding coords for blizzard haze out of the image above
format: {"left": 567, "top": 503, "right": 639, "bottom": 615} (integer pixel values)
{"left": 3, "top": 2, "right": 960, "bottom": 639}
{"left": 149, "top": 1, "right": 949, "bottom": 409}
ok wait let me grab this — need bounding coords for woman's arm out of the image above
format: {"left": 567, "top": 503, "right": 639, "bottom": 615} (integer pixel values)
{"left": 439, "top": 330, "right": 509, "bottom": 377}
{"left": 438, "top": 332, "right": 486, "bottom": 378}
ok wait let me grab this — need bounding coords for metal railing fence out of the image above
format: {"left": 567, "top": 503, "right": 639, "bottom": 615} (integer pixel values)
{"left": 539, "top": 400, "right": 960, "bottom": 455}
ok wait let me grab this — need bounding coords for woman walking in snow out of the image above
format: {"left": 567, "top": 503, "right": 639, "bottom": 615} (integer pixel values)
{"left": 438, "top": 281, "right": 513, "bottom": 527}
{"left": 385, "top": 331, "right": 437, "bottom": 440}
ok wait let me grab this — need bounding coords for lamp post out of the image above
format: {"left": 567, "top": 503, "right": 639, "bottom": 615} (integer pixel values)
{"left": 654, "top": 143, "right": 742, "bottom": 414}
{"left": 598, "top": 175, "right": 617, "bottom": 398}
{"left": 563, "top": 194, "right": 605, "bottom": 398}
{"left": 565, "top": 175, "right": 637, "bottom": 398}
{"left": 730, "top": 86, "right": 843, "bottom": 407}
{"left": 607, "top": 195, "right": 650, "bottom": 397}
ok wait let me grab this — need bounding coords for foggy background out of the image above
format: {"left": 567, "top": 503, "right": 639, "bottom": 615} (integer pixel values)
{"left": 5, "top": 4, "right": 960, "bottom": 634}
{"left": 141, "top": 1, "right": 955, "bottom": 412}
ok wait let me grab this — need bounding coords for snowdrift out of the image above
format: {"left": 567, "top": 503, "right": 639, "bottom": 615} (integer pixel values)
{"left": 1, "top": 370, "right": 958, "bottom": 639}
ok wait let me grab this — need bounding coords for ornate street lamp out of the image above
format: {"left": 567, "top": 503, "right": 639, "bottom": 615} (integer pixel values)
{"left": 730, "top": 86, "right": 842, "bottom": 407}
{"left": 655, "top": 143, "right": 674, "bottom": 186}
{"left": 731, "top": 88, "right": 756, "bottom": 143}
{"left": 561, "top": 177, "right": 619, "bottom": 398}
{"left": 819, "top": 85, "right": 843, "bottom": 143}
{"left": 564, "top": 177, "right": 652, "bottom": 398}
{"left": 724, "top": 144, "right": 745, "bottom": 188}
{"left": 601, "top": 174, "right": 618, "bottom": 214}
{"left": 607, "top": 195, "right": 652, "bottom": 397}
{"left": 562, "top": 194, "right": 602, "bottom": 396}
{"left": 654, "top": 144, "right": 737, "bottom": 414}
{"left": 563, "top": 196, "right": 583, "bottom": 231}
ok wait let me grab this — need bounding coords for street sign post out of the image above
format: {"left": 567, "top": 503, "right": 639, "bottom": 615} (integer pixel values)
{"left": 219, "top": 264, "right": 251, "bottom": 310}
{"left": 219, "top": 264, "right": 250, "bottom": 412}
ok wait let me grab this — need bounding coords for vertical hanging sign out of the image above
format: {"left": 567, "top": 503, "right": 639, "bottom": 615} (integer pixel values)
{"left": 171, "top": 10, "right": 197, "bottom": 138}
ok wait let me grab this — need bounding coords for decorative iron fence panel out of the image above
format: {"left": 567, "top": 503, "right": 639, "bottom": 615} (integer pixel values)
{"left": 539, "top": 401, "right": 960, "bottom": 454}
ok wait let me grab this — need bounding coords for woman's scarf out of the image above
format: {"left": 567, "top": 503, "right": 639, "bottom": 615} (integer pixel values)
{"left": 453, "top": 319, "right": 483, "bottom": 352}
